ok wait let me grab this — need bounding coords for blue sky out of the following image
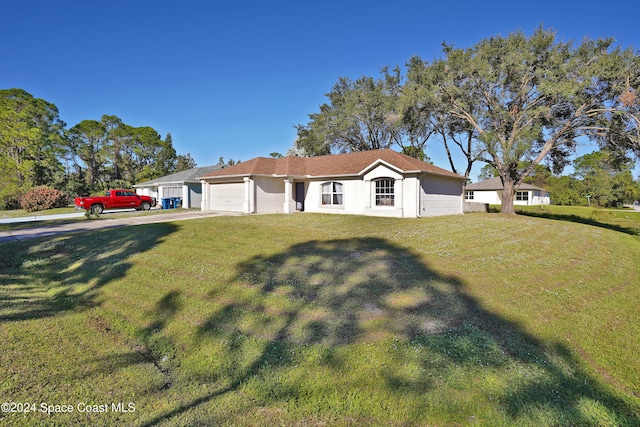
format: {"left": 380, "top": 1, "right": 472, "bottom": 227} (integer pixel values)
{"left": 3, "top": 0, "right": 640, "bottom": 180}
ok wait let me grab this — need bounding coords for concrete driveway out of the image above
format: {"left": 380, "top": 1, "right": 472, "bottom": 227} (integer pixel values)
{"left": 0, "top": 210, "right": 241, "bottom": 243}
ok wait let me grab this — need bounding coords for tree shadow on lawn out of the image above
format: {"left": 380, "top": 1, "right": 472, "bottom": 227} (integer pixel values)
{"left": 142, "top": 237, "right": 639, "bottom": 426}
{"left": 0, "top": 222, "right": 178, "bottom": 322}
{"left": 516, "top": 208, "right": 640, "bottom": 236}
{"left": 0, "top": 223, "right": 180, "bottom": 425}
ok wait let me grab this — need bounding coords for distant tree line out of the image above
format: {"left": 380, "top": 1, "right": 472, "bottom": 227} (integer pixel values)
{"left": 0, "top": 88, "right": 196, "bottom": 209}
{"left": 477, "top": 152, "right": 640, "bottom": 207}
{"left": 293, "top": 26, "right": 640, "bottom": 213}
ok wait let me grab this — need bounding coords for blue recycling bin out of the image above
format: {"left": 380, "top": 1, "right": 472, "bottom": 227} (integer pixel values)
{"left": 161, "top": 198, "right": 171, "bottom": 209}
{"left": 172, "top": 197, "right": 182, "bottom": 208}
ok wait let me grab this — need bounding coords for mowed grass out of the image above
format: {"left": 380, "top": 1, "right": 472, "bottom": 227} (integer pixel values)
{"left": 504, "top": 204, "right": 640, "bottom": 236}
{"left": 0, "top": 211, "right": 639, "bottom": 426}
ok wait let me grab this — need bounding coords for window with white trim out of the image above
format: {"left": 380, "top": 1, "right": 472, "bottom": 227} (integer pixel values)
{"left": 375, "top": 179, "right": 395, "bottom": 206}
{"left": 465, "top": 190, "right": 474, "bottom": 200}
{"left": 516, "top": 191, "right": 529, "bottom": 201}
{"left": 321, "top": 182, "right": 343, "bottom": 206}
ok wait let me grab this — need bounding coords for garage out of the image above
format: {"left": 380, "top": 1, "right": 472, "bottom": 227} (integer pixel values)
{"left": 210, "top": 182, "right": 245, "bottom": 212}
{"left": 133, "top": 165, "right": 226, "bottom": 209}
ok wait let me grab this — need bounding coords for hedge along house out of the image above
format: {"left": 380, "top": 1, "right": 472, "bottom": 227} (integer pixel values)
{"left": 198, "top": 150, "right": 467, "bottom": 218}
{"left": 464, "top": 177, "right": 551, "bottom": 206}
{"left": 133, "top": 165, "right": 225, "bottom": 209}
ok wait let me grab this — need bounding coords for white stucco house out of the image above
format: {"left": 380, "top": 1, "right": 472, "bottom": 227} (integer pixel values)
{"left": 133, "top": 165, "right": 224, "bottom": 209}
{"left": 198, "top": 150, "right": 467, "bottom": 218}
{"left": 464, "top": 177, "right": 551, "bottom": 206}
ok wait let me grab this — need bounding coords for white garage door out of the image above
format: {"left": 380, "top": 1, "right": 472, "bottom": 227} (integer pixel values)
{"left": 210, "top": 183, "right": 245, "bottom": 212}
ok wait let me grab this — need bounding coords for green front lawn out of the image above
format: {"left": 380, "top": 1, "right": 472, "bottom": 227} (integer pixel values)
{"left": 0, "top": 212, "right": 638, "bottom": 426}
{"left": 514, "top": 204, "right": 640, "bottom": 236}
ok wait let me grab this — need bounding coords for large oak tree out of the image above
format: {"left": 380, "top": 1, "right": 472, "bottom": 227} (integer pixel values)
{"left": 408, "top": 27, "right": 639, "bottom": 213}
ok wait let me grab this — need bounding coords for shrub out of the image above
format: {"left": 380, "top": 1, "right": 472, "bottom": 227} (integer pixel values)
{"left": 20, "top": 186, "right": 69, "bottom": 212}
{"left": 0, "top": 193, "right": 20, "bottom": 210}
{"left": 0, "top": 181, "right": 21, "bottom": 210}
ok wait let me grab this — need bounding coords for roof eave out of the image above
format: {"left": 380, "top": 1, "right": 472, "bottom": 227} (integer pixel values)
{"left": 201, "top": 173, "right": 252, "bottom": 180}
{"left": 421, "top": 170, "right": 468, "bottom": 180}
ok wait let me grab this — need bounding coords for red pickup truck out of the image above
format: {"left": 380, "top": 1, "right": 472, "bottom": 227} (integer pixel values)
{"left": 75, "top": 189, "right": 156, "bottom": 215}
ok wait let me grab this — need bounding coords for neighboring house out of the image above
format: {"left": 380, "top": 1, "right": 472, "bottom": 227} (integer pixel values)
{"left": 134, "top": 165, "right": 225, "bottom": 209}
{"left": 464, "top": 177, "right": 551, "bottom": 206}
{"left": 198, "top": 150, "right": 467, "bottom": 218}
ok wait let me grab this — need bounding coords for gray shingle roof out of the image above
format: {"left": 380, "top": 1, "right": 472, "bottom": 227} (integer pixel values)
{"left": 134, "top": 165, "right": 225, "bottom": 186}
{"left": 465, "top": 177, "right": 545, "bottom": 191}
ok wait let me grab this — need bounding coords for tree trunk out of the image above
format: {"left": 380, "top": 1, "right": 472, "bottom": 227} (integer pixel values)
{"left": 500, "top": 178, "right": 517, "bottom": 214}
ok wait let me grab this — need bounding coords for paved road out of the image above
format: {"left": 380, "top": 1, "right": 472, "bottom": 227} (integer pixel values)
{"left": 0, "top": 210, "right": 240, "bottom": 243}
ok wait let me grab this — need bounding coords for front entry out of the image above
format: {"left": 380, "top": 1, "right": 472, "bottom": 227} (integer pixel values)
{"left": 295, "top": 182, "right": 305, "bottom": 211}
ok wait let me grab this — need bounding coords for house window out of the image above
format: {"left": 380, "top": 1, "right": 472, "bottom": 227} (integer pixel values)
{"left": 375, "top": 179, "right": 395, "bottom": 206}
{"left": 321, "top": 182, "right": 343, "bottom": 206}
{"left": 516, "top": 191, "right": 529, "bottom": 201}
{"left": 465, "top": 190, "right": 474, "bottom": 200}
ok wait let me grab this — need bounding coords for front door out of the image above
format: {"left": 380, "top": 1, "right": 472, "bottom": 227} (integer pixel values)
{"left": 295, "top": 182, "right": 305, "bottom": 211}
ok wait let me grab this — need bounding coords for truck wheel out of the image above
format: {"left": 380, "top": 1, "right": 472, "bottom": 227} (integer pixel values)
{"left": 140, "top": 201, "right": 151, "bottom": 211}
{"left": 90, "top": 204, "right": 104, "bottom": 215}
